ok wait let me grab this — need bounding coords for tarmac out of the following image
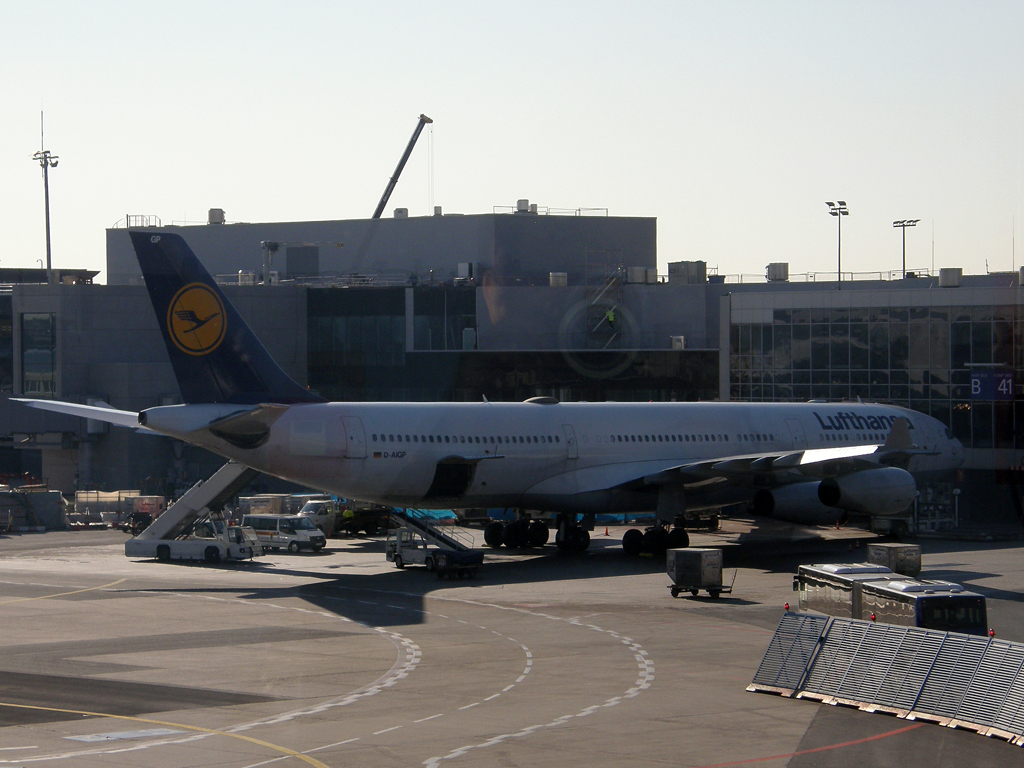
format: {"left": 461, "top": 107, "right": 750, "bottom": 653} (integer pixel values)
{"left": 0, "top": 521, "right": 1021, "bottom": 767}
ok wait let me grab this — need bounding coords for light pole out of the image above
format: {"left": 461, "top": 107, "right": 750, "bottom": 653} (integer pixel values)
{"left": 826, "top": 201, "right": 848, "bottom": 287}
{"left": 893, "top": 219, "right": 919, "bottom": 278}
{"left": 31, "top": 113, "right": 58, "bottom": 284}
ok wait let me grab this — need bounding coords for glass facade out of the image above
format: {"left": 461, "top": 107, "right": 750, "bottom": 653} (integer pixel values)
{"left": 308, "top": 286, "right": 717, "bottom": 402}
{"left": 0, "top": 295, "right": 12, "bottom": 392}
{"left": 21, "top": 312, "right": 56, "bottom": 397}
{"left": 730, "top": 304, "right": 1022, "bottom": 449}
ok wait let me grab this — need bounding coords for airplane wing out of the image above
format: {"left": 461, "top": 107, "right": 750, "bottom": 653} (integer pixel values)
{"left": 641, "top": 416, "right": 933, "bottom": 489}
{"left": 13, "top": 398, "right": 152, "bottom": 431}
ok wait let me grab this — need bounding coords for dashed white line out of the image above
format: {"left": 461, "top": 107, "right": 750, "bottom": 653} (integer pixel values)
{"left": 484, "top": 694, "right": 501, "bottom": 702}
{"left": 414, "top": 714, "right": 444, "bottom": 723}
{"left": 373, "top": 726, "right": 402, "bottom": 735}
{"left": 457, "top": 703, "right": 479, "bottom": 710}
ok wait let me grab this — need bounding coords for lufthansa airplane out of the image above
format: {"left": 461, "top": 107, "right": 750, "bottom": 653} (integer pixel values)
{"left": 18, "top": 232, "right": 965, "bottom": 553}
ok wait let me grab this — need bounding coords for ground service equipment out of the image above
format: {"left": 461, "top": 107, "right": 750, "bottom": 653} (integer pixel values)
{"left": 794, "top": 562, "right": 987, "bottom": 635}
{"left": 667, "top": 547, "right": 733, "bottom": 598}
{"left": 385, "top": 526, "right": 483, "bottom": 579}
{"left": 125, "top": 461, "right": 262, "bottom": 563}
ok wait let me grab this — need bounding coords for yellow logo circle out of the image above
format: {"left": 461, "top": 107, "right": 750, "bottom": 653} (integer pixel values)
{"left": 167, "top": 283, "right": 226, "bottom": 356}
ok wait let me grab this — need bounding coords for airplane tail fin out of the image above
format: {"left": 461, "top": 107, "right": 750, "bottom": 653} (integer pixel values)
{"left": 129, "top": 231, "right": 325, "bottom": 405}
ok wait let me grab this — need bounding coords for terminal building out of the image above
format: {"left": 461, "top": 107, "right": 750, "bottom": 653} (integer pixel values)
{"left": 1, "top": 203, "right": 1021, "bottom": 532}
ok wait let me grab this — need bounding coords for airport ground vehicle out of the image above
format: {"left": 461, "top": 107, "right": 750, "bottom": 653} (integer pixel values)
{"left": 667, "top": 547, "right": 734, "bottom": 598}
{"left": 124, "top": 462, "right": 263, "bottom": 563}
{"left": 386, "top": 527, "right": 483, "bottom": 578}
{"left": 242, "top": 514, "right": 327, "bottom": 552}
{"left": 794, "top": 562, "right": 988, "bottom": 635}
{"left": 125, "top": 515, "right": 261, "bottom": 563}
{"left": 298, "top": 497, "right": 339, "bottom": 536}
{"left": 336, "top": 501, "right": 391, "bottom": 536}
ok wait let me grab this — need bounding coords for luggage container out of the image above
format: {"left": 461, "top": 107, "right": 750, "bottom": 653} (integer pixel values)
{"left": 866, "top": 542, "right": 921, "bottom": 577}
{"left": 666, "top": 548, "right": 733, "bottom": 598}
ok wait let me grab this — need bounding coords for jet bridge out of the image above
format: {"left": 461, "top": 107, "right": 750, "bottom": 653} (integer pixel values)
{"left": 125, "top": 461, "right": 259, "bottom": 560}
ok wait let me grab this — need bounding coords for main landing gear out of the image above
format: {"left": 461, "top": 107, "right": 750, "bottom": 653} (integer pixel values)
{"left": 554, "top": 513, "right": 590, "bottom": 554}
{"left": 484, "top": 515, "right": 550, "bottom": 550}
{"left": 482, "top": 512, "right": 591, "bottom": 554}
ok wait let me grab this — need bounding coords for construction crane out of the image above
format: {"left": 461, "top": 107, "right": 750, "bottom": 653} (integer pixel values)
{"left": 371, "top": 114, "right": 433, "bottom": 219}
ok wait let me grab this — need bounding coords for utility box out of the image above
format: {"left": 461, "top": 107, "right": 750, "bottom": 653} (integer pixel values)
{"left": 667, "top": 548, "right": 722, "bottom": 590}
{"left": 626, "top": 266, "right": 647, "bottom": 284}
{"left": 670, "top": 335, "right": 686, "bottom": 350}
{"left": 549, "top": 272, "right": 568, "bottom": 287}
{"left": 939, "top": 268, "right": 962, "bottom": 287}
{"left": 667, "top": 261, "right": 707, "bottom": 285}
{"left": 766, "top": 262, "right": 790, "bottom": 282}
{"left": 867, "top": 542, "right": 921, "bottom": 577}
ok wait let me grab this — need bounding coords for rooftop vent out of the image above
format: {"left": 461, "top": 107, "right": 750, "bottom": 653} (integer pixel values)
{"left": 208, "top": 208, "right": 225, "bottom": 225}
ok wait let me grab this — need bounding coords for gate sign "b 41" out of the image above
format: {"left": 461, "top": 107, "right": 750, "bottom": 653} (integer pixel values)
{"left": 970, "top": 370, "right": 1015, "bottom": 400}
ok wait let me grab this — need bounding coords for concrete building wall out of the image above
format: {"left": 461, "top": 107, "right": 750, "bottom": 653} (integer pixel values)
{"left": 106, "top": 214, "right": 656, "bottom": 287}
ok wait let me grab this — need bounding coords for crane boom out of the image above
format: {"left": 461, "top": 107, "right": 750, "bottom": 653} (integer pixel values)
{"left": 371, "top": 113, "right": 433, "bottom": 219}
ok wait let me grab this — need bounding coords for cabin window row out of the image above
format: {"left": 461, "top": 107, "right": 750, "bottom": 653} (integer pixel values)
{"left": 370, "top": 434, "right": 560, "bottom": 445}
{"left": 819, "top": 432, "right": 886, "bottom": 442}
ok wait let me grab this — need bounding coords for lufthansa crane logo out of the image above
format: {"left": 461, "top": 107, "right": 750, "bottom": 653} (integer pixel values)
{"left": 167, "top": 283, "right": 226, "bottom": 356}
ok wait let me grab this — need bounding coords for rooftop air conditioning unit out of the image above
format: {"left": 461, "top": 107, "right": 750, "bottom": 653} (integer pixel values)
{"left": 208, "top": 208, "right": 225, "bottom": 225}
{"left": 394, "top": 208, "right": 409, "bottom": 218}
{"left": 766, "top": 263, "right": 790, "bottom": 282}
{"left": 939, "top": 268, "right": 962, "bottom": 288}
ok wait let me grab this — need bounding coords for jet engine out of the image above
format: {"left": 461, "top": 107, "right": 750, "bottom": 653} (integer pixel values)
{"left": 751, "top": 482, "right": 848, "bottom": 526}
{"left": 817, "top": 467, "right": 917, "bottom": 517}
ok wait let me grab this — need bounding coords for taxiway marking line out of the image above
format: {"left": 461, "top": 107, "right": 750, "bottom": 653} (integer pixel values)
{"left": 0, "top": 578, "right": 126, "bottom": 604}
{"left": 415, "top": 714, "right": 443, "bottom": 723}
{"left": 690, "top": 722, "right": 927, "bottom": 767}
{"left": 0, "top": 702, "right": 329, "bottom": 768}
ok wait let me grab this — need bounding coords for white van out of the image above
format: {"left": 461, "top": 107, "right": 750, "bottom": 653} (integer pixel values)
{"left": 241, "top": 514, "right": 327, "bottom": 553}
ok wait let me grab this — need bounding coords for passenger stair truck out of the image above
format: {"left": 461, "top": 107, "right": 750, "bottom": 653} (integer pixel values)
{"left": 125, "top": 462, "right": 262, "bottom": 563}
{"left": 387, "top": 509, "right": 484, "bottom": 578}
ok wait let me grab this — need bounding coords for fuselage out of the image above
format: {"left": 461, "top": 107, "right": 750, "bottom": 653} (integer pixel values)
{"left": 149, "top": 400, "right": 964, "bottom": 515}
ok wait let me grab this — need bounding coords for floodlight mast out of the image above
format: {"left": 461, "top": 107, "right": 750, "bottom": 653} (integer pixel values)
{"left": 31, "top": 112, "right": 58, "bottom": 284}
{"left": 826, "top": 201, "right": 849, "bottom": 288}
{"left": 893, "top": 219, "right": 920, "bottom": 278}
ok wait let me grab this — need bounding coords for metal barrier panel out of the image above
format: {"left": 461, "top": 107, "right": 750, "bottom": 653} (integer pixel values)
{"left": 751, "top": 613, "right": 1024, "bottom": 744}
{"left": 961, "top": 641, "right": 1024, "bottom": 733}
{"left": 876, "top": 627, "right": 945, "bottom": 711}
{"left": 750, "top": 613, "right": 829, "bottom": 691}
{"left": 803, "top": 618, "right": 868, "bottom": 697}
{"left": 914, "top": 634, "right": 990, "bottom": 718}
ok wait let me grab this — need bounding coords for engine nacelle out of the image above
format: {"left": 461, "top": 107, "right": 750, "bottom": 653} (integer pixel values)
{"left": 817, "top": 467, "right": 917, "bottom": 516}
{"left": 752, "top": 483, "right": 848, "bottom": 526}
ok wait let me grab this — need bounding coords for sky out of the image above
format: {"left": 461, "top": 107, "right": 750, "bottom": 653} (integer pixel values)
{"left": 2, "top": 1, "right": 1023, "bottom": 282}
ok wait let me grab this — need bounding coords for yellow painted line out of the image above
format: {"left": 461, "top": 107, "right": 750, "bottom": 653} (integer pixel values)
{"left": 0, "top": 703, "right": 329, "bottom": 768}
{"left": 0, "top": 578, "right": 127, "bottom": 604}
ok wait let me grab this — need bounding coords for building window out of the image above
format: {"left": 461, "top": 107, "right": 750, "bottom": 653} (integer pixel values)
{"left": 21, "top": 313, "right": 56, "bottom": 397}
